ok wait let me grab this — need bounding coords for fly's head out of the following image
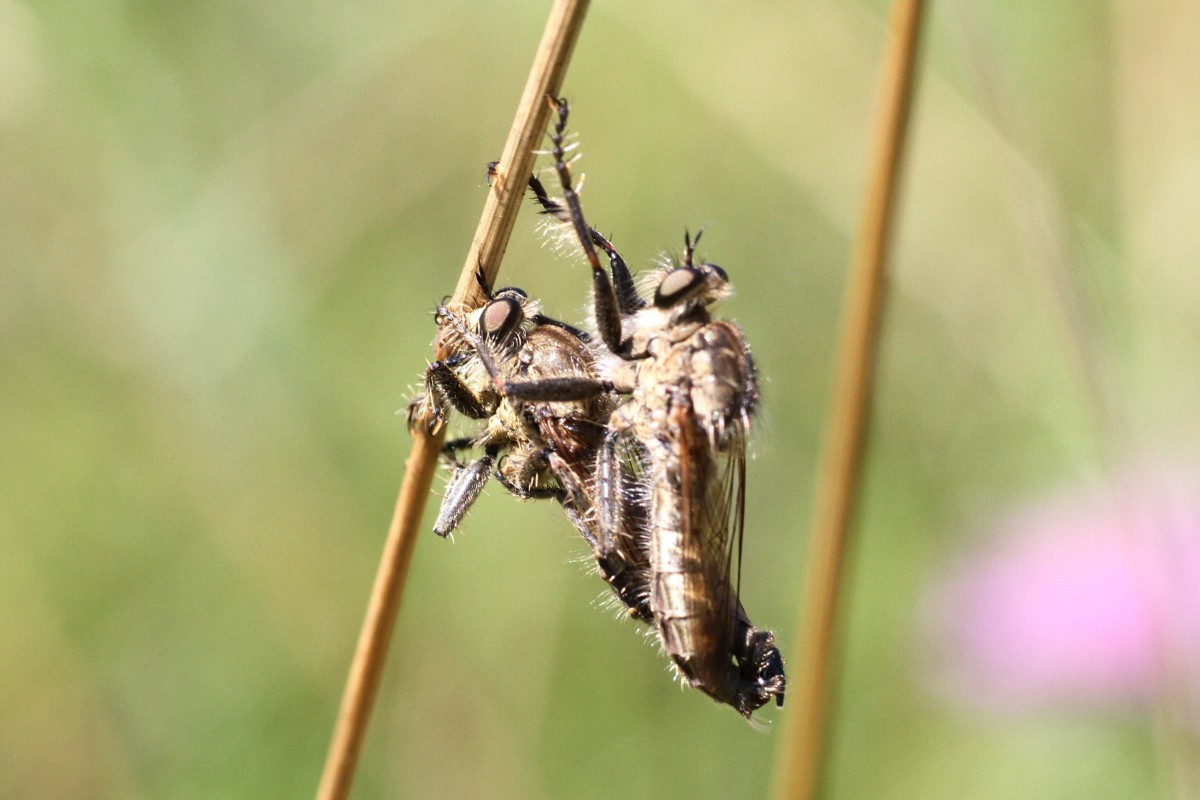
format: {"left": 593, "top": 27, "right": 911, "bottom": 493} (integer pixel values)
{"left": 652, "top": 261, "right": 731, "bottom": 309}
{"left": 414, "top": 285, "right": 543, "bottom": 434}
{"left": 435, "top": 261, "right": 542, "bottom": 363}
{"left": 458, "top": 286, "right": 542, "bottom": 360}
{"left": 649, "top": 231, "right": 733, "bottom": 328}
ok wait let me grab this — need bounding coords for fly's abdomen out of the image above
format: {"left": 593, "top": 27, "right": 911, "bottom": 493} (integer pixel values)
{"left": 651, "top": 538, "right": 726, "bottom": 688}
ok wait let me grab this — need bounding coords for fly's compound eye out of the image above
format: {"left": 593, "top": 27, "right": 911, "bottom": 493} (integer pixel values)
{"left": 707, "top": 263, "right": 729, "bottom": 283}
{"left": 654, "top": 267, "right": 703, "bottom": 308}
{"left": 480, "top": 297, "right": 523, "bottom": 342}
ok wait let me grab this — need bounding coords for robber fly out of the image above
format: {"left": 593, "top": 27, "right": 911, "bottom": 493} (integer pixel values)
{"left": 408, "top": 260, "right": 654, "bottom": 623}
{"left": 542, "top": 97, "right": 786, "bottom": 718}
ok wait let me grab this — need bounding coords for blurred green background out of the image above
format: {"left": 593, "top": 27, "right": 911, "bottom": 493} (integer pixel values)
{"left": 3, "top": 1, "right": 1198, "bottom": 797}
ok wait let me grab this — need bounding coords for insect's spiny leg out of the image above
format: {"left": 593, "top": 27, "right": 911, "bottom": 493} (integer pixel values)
{"left": 526, "top": 171, "right": 641, "bottom": 314}
{"left": 439, "top": 436, "right": 477, "bottom": 469}
{"left": 592, "top": 229, "right": 643, "bottom": 314}
{"left": 545, "top": 95, "right": 626, "bottom": 355}
{"left": 473, "top": 261, "right": 493, "bottom": 299}
{"left": 545, "top": 96, "right": 602, "bottom": 274}
{"left": 526, "top": 174, "right": 560, "bottom": 215}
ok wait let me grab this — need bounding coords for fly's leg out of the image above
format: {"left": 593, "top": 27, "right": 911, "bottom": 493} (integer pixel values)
{"left": 404, "top": 390, "right": 434, "bottom": 434}
{"left": 526, "top": 173, "right": 643, "bottom": 316}
{"left": 530, "top": 312, "right": 590, "bottom": 340}
{"left": 594, "top": 427, "right": 633, "bottom": 558}
{"left": 545, "top": 96, "right": 634, "bottom": 358}
{"left": 408, "top": 350, "right": 476, "bottom": 434}
{"left": 434, "top": 444, "right": 499, "bottom": 537}
{"left": 439, "top": 436, "right": 477, "bottom": 468}
{"left": 494, "top": 473, "right": 563, "bottom": 500}
{"left": 425, "top": 355, "right": 492, "bottom": 421}
{"left": 501, "top": 375, "right": 612, "bottom": 403}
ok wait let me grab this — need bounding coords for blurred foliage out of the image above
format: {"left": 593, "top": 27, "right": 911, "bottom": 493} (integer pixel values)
{"left": 1, "top": 0, "right": 1198, "bottom": 798}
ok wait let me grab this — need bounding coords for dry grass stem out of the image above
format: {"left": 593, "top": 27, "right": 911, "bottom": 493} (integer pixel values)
{"left": 771, "top": 2, "right": 925, "bottom": 799}
{"left": 315, "top": 3, "right": 591, "bottom": 798}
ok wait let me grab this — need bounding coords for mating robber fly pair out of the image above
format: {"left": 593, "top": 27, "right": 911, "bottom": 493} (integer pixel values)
{"left": 408, "top": 97, "right": 785, "bottom": 719}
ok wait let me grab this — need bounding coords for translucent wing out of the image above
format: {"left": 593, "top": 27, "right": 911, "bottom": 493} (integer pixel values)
{"left": 674, "top": 401, "right": 749, "bottom": 694}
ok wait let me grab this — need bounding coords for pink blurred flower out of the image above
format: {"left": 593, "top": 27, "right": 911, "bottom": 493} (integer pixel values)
{"left": 922, "top": 468, "right": 1200, "bottom": 718}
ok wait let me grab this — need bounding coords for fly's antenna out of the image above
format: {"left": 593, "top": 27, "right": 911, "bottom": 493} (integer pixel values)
{"left": 682, "top": 228, "right": 705, "bottom": 268}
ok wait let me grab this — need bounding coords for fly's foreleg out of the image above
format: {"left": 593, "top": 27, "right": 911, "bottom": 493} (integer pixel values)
{"left": 493, "top": 475, "right": 563, "bottom": 500}
{"left": 526, "top": 173, "right": 642, "bottom": 317}
{"left": 439, "top": 436, "right": 477, "bottom": 469}
{"left": 425, "top": 357, "right": 492, "bottom": 421}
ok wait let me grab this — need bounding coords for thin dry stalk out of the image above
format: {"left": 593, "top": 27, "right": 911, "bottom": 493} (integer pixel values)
{"left": 315, "top": 3, "right": 590, "bottom": 798}
{"left": 771, "top": 2, "right": 924, "bottom": 799}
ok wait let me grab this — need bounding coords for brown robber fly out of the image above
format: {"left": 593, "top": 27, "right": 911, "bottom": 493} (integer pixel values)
{"left": 539, "top": 97, "right": 786, "bottom": 718}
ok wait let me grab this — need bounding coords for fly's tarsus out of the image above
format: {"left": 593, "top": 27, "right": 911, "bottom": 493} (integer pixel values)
{"left": 545, "top": 96, "right": 630, "bottom": 357}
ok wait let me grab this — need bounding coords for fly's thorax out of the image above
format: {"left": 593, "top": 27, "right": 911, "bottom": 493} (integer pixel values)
{"left": 519, "top": 326, "right": 591, "bottom": 377}
{"left": 616, "top": 384, "right": 673, "bottom": 449}
{"left": 617, "top": 318, "right": 758, "bottom": 452}
{"left": 624, "top": 304, "right": 705, "bottom": 356}
{"left": 686, "top": 321, "right": 757, "bottom": 445}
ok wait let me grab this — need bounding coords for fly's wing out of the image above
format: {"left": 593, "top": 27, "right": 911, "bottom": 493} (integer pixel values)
{"left": 681, "top": 324, "right": 784, "bottom": 716}
{"left": 672, "top": 318, "right": 758, "bottom": 701}
{"left": 675, "top": 402, "right": 748, "bottom": 695}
